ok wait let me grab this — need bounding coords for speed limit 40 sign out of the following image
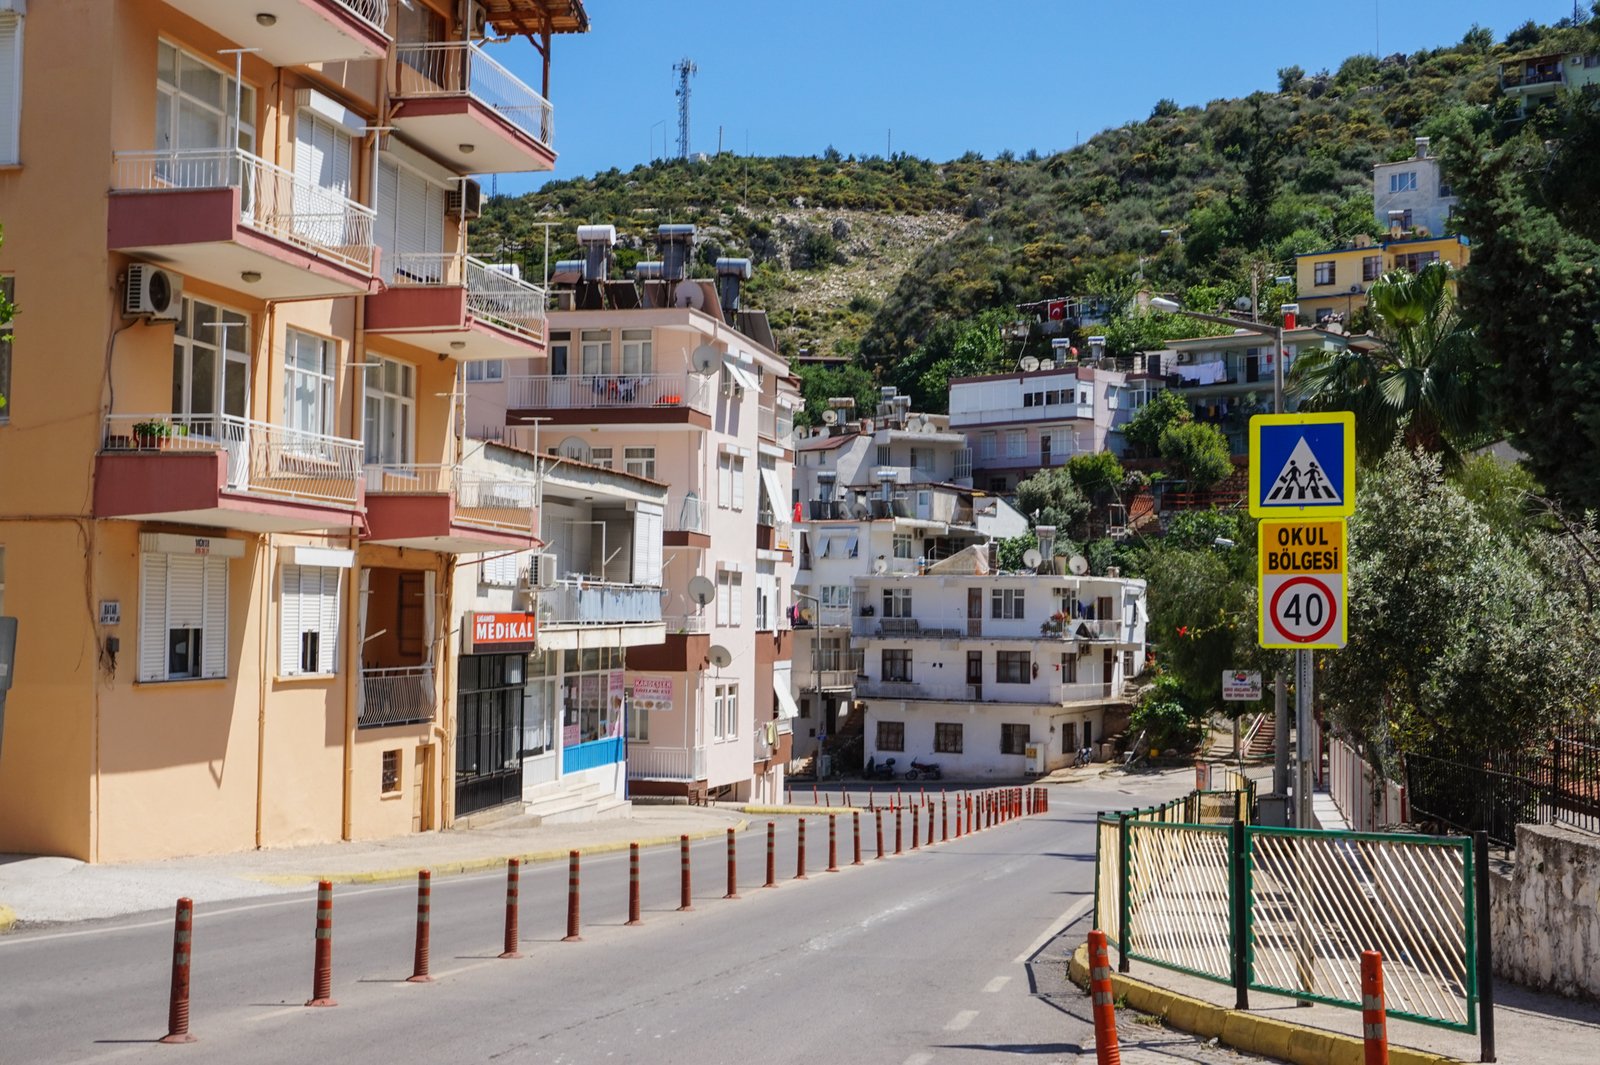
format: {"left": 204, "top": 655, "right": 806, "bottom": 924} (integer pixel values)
{"left": 1259, "top": 520, "right": 1347, "bottom": 649}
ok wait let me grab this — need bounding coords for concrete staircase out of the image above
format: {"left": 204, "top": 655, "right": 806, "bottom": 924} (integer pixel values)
{"left": 469, "top": 779, "right": 631, "bottom": 832}
{"left": 1245, "top": 713, "right": 1277, "bottom": 758}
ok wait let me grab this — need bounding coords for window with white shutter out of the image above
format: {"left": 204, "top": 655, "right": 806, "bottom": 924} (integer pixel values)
{"left": 632, "top": 503, "right": 664, "bottom": 586}
{"left": 139, "top": 552, "right": 229, "bottom": 682}
{"left": 375, "top": 155, "right": 447, "bottom": 284}
{"left": 480, "top": 551, "right": 520, "bottom": 588}
{"left": 731, "top": 456, "right": 745, "bottom": 510}
{"left": 280, "top": 564, "right": 341, "bottom": 676}
{"left": 718, "top": 453, "right": 733, "bottom": 508}
{"left": 730, "top": 572, "right": 743, "bottom": 626}
{"left": 0, "top": 14, "right": 22, "bottom": 166}
{"left": 716, "top": 570, "right": 731, "bottom": 626}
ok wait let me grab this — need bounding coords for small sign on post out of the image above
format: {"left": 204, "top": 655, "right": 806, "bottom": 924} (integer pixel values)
{"left": 1222, "top": 670, "right": 1263, "bottom": 701}
{"left": 1258, "top": 519, "right": 1348, "bottom": 649}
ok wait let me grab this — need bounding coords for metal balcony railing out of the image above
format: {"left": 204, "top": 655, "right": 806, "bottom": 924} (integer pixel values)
{"left": 332, "top": 0, "right": 389, "bottom": 31}
{"left": 384, "top": 252, "right": 547, "bottom": 339}
{"left": 627, "top": 745, "right": 706, "bottom": 782}
{"left": 358, "top": 665, "right": 435, "bottom": 728}
{"left": 1051, "top": 681, "right": 1117, "bottom": 703}
{"left": 364, "top": 463, "right": 534, "bottom": 532}
{"left": 394, "top": 40, "right": 554, "bottom": 148}
{"left": 113, "top": 147, "right": 377, "bottom": 273}
{"left": 668, "top": 494, "right": 708, "bottom": 533}
{"left": 507, "top": 373, "right": 715, "bottom": 414}
{"left": 758, "top": 406, "right": 794, "bottom": 447}
{"left": 102, "top": 413, "right": 363, "bottom": 506}
{"left": 540, "top": 581, "right": 663, "bottom": 626}
{"left": 664, "top": 615, "right": 711, "bottom": 634}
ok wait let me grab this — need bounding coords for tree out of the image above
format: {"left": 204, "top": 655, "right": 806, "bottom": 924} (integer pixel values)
{"left": 1277, "top": 65, "right": 1305, "bottom": 93}
{"left": 1460, "top": 23, "right": 1493, "bottom": 53}
{"left": 1124, "top": 389, "right": 1191, "bottom": 453}
{"left": 1143, "top": 543, "right": 1261, "bottom": 716}
{"left": 1162, "top": 509, "right": 1241, "bottom": 551}
{"left": 794, "top": 362, "right": 876, "bottom": 427}
{"left": 1291, "top": 261, "right": 1487, "bottom": 465}
{"left": 1013, "top": 466, "right": 1090, "bottom": 537}
{"left": 1065, "top": 451, "right": 1124, "bottom": 498}
{"left": 1130, "top": 674, "right": 1209, "bottom": 753}
{"left": 1159, "top": 421, "right": 1233, "bottom": 491}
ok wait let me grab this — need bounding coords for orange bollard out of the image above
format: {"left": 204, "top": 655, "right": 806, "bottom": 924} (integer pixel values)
{"left": 725, "top": 828, "right": 741, "bottom": 898}
{"left": 678, "top": 835, "right": 694, "bottom": 911}
{"left": 408, "top": 870, "right": 434, "bottom": 982}
{"left": 562, "top": 851, "right": 582, "bottom": 942}
{"left": 1088, "top": 929, "right": 1123, "bottom": 1065}
{"left": 159, "top": 898, "right": 197, "bottom": 1043}
{"left": 501, "top": 859, "right": 523, "bottom": 958}
{"left": 306, "top": 881, "right": 337, "bottom": 1006}
{"left": 626, "top": 843, "right": 643, "bottom": 926}
{"left": 895, "top": 808, "right": 903, "bottom": 854}
{"left": 1362, "top": 950, "right": 1389, "bottom": 1065}
{"left": 912, "top": 806, "right": 920, "bottom": 850}
{"left": 813, "top": 785, "right": 818, "bottom": 806}
{"left": 875, "top": 808, "right": 885, "bottom": 859}
{"left": 765, "top": 821, "right": 778, "bottom": 888}
{"left": 852, "top": 810, "right": 863, "bottom": 865}
{"left": 794, "top": 818, "right": 809, "bottom": 880}
{"left": 828, "top": 814, "right": 840, "bottom": 872}
{"left": 942, "top": 794, "right": 949, "bottom": 842}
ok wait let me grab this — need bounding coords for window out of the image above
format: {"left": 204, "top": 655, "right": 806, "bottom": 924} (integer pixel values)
{"left": 1062, "top": 652, "right": 1078, "bottom": 683}
{"left": 624, "top": 447, "right": 655, "bottom": 479}
{"left": 1389, "top": 171, "right": 1418, "bottom": 192}
{"left": 173, "top": 298, "right": 250, "bottom": 432}
{"left": 881, "top": 648, "right": 912, "bottom": 682}
{"left": 382, "top": 750, "right": 401, "bottom": 793}
{"left": 991, "top": 588, "right": 1025, "bottom": 619}
{"left": 626, "top": 684, "right": 649, "bottom": 741}
{"left": 589, "top": 447, "right": 613, "bottom": 469}
{"left": 1394, "top": 251, "right": 1439, "bottom": 274}
{"left": 967, "top": 650, "right": 983, "bottom": 684}
{"left": 620, "top": 328, "right": 652, "bottom": 374}
{"left": 714, "top": 685, "right": 726, "bottom": 739}
{"left": 295, "top": 108, "right": 354, "bottom": 205}
{"left": 139, "top": 549, "right": 229, "bottom": 682}
{"left": 157, "top": 40, "right": 256, "bottom": 155}
{"left": 731, "top": 456, "right": 745, "bottom": 509}
{"left": 989, "top": 477, "right": 1008, "bottom": 492}
{"left": 375, "top": 155, "right": 447, "bottom": 283}
{"left": 285, "top": 330, "right": 335, "bottom": 436}
{"left": 893, "top": 533, "right": 913, "bottom": 559}
{"left": 716, "top": 570, "right": 742, "bottom": 626}
{"left": 726, "top": 684, "right": 738, "bottom": 737}
{"left": 816, "top": 637, "right": 843, "bottom": 671}
{"left": 1313, "top": 261, "right": 1336, "bottom": 286}
{"left": 364, "top": 357, "right": 415, "bottom": 466}
{"left": 882, "top": 587, "right": 912, "bottom": 618}
{"left": 397, "top": 571, "right": 426, "bottom": 655}
{"left": 580, "top": 329, "right": 611, "bottom": 375}
{"left": 1040, "top": 434, "right": 1052, "bottom": 465}
{"left": 398, "top": 0, "right": 447, "bottom": 41}
{"left": 910, "top": 447, "right": 935, "bottom": 472}
{"left": 800, "top": 697, "right": 812, "bottom": 719}
{"left": 1438, "top": 182, "right": 1453, "bottom": 198}
{"left": 1006, "top": 430, "right": 1026, "bottom": 458}
{"left": 819, "top": 584, "right": 850, "bottom": 607}
{"left": 1391, "top": 208, "right": 1414, "bottom": 229}
{"left": 280, "top": 563, "right": 341, "bottom": 676}
{"left": 980, "top": 432, "right": 995, "bottom": 459}
{"left": 0, "top": 13, "right": 22, "bottom": 165}
{"left": 480, "top": 551, "right": 520, "bottom": 587}
{"left": 0, "top": 276, "right": 10, "bottom": 422}
{"left": 1362, "top": 255, "right": 1383, "bottom": 282}
{"left": 876, "top": 720, "right": 905, "bottom": 752}
{"left": 996, "top": 650, "right": 1030, "bottom": 684}
{"left": 549, "top": 330, "right": 571, "bottom": 376}
{"left": 1123, "top": 650, "right": 1135, "bottom": 679}
{"left": 877, "top": 445, "right": 892, "bottom": 466}
{"left": 465, "top": 360, "right": 504, "bottom": 382}
{"left": 934, "top": 722, "right": 963, "bottom": 754}
{"left": 1001, "top": 724, "right": 1031, "bottom": 755}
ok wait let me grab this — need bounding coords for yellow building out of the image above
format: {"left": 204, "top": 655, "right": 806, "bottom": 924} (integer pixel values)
{"left": 1294, "top": 234, "right": 1470, "bottom": 324}
{"left": 0, "top": 1, "right": 591, "bottom": 862}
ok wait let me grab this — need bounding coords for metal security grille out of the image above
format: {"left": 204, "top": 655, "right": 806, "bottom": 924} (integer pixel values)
{"left": 1126, "top": 822, "right": 1235, "bottom": 982}
{"left": 1247, "top": 828, "right": 1474, "bottom": 1030}
{"left": 1095, "top": 817, "right": 1122, "bottom": 946}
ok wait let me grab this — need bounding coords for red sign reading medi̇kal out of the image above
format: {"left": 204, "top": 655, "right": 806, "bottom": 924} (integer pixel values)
{"left": 472, "top": 612, "right": 538, "bottom": 646}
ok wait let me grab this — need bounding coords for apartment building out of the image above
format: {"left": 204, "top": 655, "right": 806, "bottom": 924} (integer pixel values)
{"left": 1372, "top": 137, "right": 1458, "bottom": 239}
{"left": 0, "top": 1, "right": 589, "bottom": 861}
{"left": 465, "top": 226, "right": 801, "bottom": 804}
{"left": 853, "top": 560, "right": 1147, "bottom": 778}
{"left": 1499, "top": 46, "right": 1600, "bottom": 117}
{"left": 1294, "top": 234, "right": 1471, "bottom": 326}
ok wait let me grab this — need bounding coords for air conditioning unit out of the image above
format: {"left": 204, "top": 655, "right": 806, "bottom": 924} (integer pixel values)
{"left": 1175, "top": 352, "right": 1195, "bottom": 365}
{"left": 124, "top": 264, "right": 183, "bottom": 320}
{"left": 467, "top": 2, "right": 490, "bottom": 39}
{"left": 447, "top": 179, "right": 484, "bottom": 220}
{"left": 527, "top": 552, "right": 559, "bottom": 589}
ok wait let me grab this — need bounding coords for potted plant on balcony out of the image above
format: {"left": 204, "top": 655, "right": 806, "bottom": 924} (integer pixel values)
{"left": 132, "top": 419, "right": 172, "bottom": 450}
{"left": 1040, "top": 610, "right": 1069, "bottom": 637}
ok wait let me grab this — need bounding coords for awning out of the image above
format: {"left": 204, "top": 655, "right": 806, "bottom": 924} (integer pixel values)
{"left": 814, "top": 534, "right": 831, "bottom": 558}
{"left": 773, "top": 662, "right": 801, "bottom": 720}
{"left": 758, "top": 467, "right": 785, "bottom": 516}
{"left": 775, "top": 392, "right": 804, "bottom": 410}
{"left": 723, "top": 356, "right": 760, "bottom": 393}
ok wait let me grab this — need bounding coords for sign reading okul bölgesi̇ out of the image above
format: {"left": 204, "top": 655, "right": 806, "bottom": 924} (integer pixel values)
{"left": 1258, "top": 519, "right": 1347, "bottom": 650}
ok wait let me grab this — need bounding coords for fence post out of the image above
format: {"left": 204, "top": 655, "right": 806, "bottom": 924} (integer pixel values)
{"left": 1117, "top": 812, "right": 1131, "bottom": 973}
{"left": 1474, "top": 830, "right": 1497, "bottom": 1063}
{"left": 1231, "top": 818, "right": 1249, "bottom": 1011}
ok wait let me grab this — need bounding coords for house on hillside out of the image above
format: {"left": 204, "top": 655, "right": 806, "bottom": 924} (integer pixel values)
{"left": 1499, "top": 47, "right": 1600, "bottom": 117}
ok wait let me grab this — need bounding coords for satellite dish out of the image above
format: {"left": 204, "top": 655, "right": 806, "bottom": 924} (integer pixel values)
{"left": 1040, "top": 359, "right": 1055, "bottom": 370}
{"left": 707, "top": 644, "right": 733, "bottom": 669}
{"left": 1235, "top": 296, "right": 1254, "bottom": 312}
{"left": 799, "top": 607, "right": 815, "bottom": 622}
{"left": 920, "top": 421, "right": 937, "bottom": 433}
{"left": 822, "top": 409, "right": 839, "bottom": 424}
{"left": 1023, "top": 548, "right": 1043, "bottom": 569}
{"left": 687, "top": 575, "right": 716, "bottom": 607}
{"left": 1068, "top": 555, "right": 1090, "bottom": 576}
{"left": 557, "top": 436, "right": 592, "bottom": 464}
{"left": 872, "top": 558, "right": 888, "bottom": 574}
{"left": 674, "top": 281, "right": 706, "bottom": 310}
{"left": 904, "top": 415, "right": 922, "bottom": 432}
{"left": 852, "top": 503, "right": 872, "bottom": 519}
{"left": 692, "top": 344, "right": 720, "bottom": 376}
{"left": 1020, "top": 356, "right": 1040, "bottom": 372}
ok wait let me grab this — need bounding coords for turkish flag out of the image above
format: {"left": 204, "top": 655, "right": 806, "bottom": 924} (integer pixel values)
{"left": 1047, "top": 299, "right": 1067, "bottom": 321}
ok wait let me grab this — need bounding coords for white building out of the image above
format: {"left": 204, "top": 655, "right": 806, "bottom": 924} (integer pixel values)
{"left": 852, "top": 560, "right": 1147, "bottom": 778}
{"left": 1372, "top": 137, "right": 1457, "bottom": 239}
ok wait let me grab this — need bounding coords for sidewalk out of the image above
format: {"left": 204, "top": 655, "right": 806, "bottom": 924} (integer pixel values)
{"left": 0, "top": 804, "right": 748, "bottom": 928}
{"left": 1106, "top": 944, "right": 1600, "bottom": 1065}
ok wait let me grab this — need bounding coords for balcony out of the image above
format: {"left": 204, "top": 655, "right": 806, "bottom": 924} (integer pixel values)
{"left": 363, "top": 464, "right": 536, "bottom": 552}
{"left": 627, "top": 745, "right": 707, "bottom": 783}
{"left": 110, "top": 148, "right": 376, "bottom": 298}
{"left": 855, "top": 677, "right": 1118, "bottom": 705}
{"left": 358, "top": 665, "right": 436, "bottom": 729}
{"left": 95, "top": 414, "right": 363, "bottom": 532}
{"left": 366, "top": 252, "right": 546, "bottom": 360}
{"left": 161, "top": 1, "right": 389, "bottom": 67}
{"left": 972, "top": 449, "right": 1087, "bottom": 473}
{"left": 1052, "top": 681, "right": 1118, "bottom": 703}
{"left": 392, "top": 40, "right": 556, "bottom": 174}
{"left": 806, "top": 500, "right": 850, "bottom": 521}
{"left": 506, "top": 373, "right": 715, "bottom": 428}
{"left": 757, "top": 406, "right": 794, "bottom": 449}
{"left": 665, "top": 494, "right": 710, "bottom": 548}
{"left": 540, "top": 581, "right": 663, "bottom": 626}
{"left": 663, "top": 614, "right": 710, "bottom": 635}
{"left": 755, "top": 520, "right": 793, "bottom": 555}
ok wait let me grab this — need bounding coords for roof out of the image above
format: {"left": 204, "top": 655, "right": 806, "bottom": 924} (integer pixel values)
{"left": 1163, "top": 326, "right": 1342, "bottom": 351}
{"left": 484, "top": 0, "right": 591, "bottom": 36}
{"left": 796, "top": 432, "right": 861, "bottom": 452}
{"left": 1294, "top": 234, "right": 1470, "bottom": 259}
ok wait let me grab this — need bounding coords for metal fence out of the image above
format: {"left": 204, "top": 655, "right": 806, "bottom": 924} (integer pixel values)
{"left": 394, "top": 41, "right": 554, "bottom": 147}
{"left": 1330, "top": 737, "right": 1407, "bottom": 832}
{"left": 334, "top": 0, "right": 389, "bottom": 31}
{"left": 358, "top": 665, "right": 435, "bottom": 728}
{"left": 383, "top": 252, "right": 547, "bottom": 338}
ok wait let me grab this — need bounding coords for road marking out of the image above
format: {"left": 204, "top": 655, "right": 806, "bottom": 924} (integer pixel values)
{"left": 944, "top": 1010, "right": 978, "bottom": 1031}
{"left": 1013, "top": 894, "right": 1094, "bottom": 963}
{"left": 981, "top": 975, "right": 1011, "bottom": 993}
{"left": 902, "top": 1054, "right": 933, "bottom": 1065}
{"left": 244, "top": 1005, "right": 309, "bottom": 1023}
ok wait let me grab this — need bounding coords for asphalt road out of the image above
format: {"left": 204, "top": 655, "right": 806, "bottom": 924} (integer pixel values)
{"left": 1, "top": 772, "right": 1266, "bottom": 1064}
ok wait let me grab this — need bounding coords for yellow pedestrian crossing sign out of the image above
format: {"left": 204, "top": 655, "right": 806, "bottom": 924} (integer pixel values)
{"left": 1248, "top": 412, "right": 1355, "bottom": 518}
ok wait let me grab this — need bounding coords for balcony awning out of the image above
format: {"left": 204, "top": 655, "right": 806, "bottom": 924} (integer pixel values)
{"left": 485, "top": 0, "right": 592, "bottom": 36}
{"left": 773, "top": 662, "right": 801, "bottom": 720}
{"left": 724, "top": 356, "right": 760, "bottom": 393}
{"left": 758, "top": 467, "right": 785, "bottom": 517}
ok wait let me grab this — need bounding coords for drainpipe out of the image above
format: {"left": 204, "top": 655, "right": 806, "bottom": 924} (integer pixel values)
{"left": 255, "top": 532, "right": 272, "bottom": 849}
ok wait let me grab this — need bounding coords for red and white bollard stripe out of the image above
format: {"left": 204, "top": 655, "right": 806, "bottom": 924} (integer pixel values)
{"left": 562, "top": 851, "right": 583, "bottom": 942}
{"left": 1362, "top": 950, "right": 1389, "bottom": 1065}
{"left": 159, "top": 897, "right": 197, "bottom": 1043}
{"left": 794, "top": 819, "right": 808, "bottom": 881}
{"left": 626, "top": 843, "right": 643, "bottom": 926}
{"left": 678, "top": 835, "right": 694, "bottom": 911}
{"left": 725, "top": 828, "right": 742, "bottom": 898}
{"left": 500, "top": 859, "right": 523, "bottom": 958}
{"left": 408, "top": 870, "right": 434, "bottom": 982}
{"left": 306, "top": 881, "right": 337, "bottom": 1007}
{"left": 1088, "top": 929, "right": 1122, "bottom": 1065}
{"left": 765, "top": 821, "right": 778, "bottom": 888}
{"left": 852, "top": 810, "right": 864, "bottom": 865}
{"left": 827, "top": 814, "right": 840, "bottom": 872}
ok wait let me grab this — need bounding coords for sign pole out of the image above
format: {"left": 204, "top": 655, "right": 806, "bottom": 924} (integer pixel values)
{"left": 1272, "top": 315, "right": 1288, "bottom": 811}
{"left": 1295, "top": 649, "right": 1314, "bottom": 829}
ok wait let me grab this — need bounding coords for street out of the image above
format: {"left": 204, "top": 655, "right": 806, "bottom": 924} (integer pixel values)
{"left": 0, "top": 773, "right": 1257, "bottom": 1064}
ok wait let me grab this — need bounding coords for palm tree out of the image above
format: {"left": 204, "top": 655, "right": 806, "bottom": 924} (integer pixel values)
{"left": 1292, "top": 261, "right": 1487, "bottom": 465}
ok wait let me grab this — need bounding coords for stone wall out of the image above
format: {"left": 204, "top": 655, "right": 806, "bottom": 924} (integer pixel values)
{"left": 1490, "top": 822, "right": 1600, "bottom": 1002}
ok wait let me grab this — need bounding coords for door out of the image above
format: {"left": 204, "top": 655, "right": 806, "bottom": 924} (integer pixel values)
{"left": 1040, "top": 434, "right": 1052, "bottom": 467}
{"left": 1063, "top": 722, "right": 1077, "bottom": 753}
{"left": 967, "top": 588, "right": 982, "bottom": 637}
{"left": 1102, "top": 648, "right": 1115, "bottom": 691}
{"left": 967, "top": 650, "right": 983, "bottom": 700}
{"left": 917, "top": 491, "right": 931, "bottom": 520}
{"left": 412, "top": 743, "right": 436, "bottom": 832}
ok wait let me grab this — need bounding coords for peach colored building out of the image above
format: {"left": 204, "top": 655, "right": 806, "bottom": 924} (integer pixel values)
{"left": 0, "top": 0, "right": 591, "bottom": 862}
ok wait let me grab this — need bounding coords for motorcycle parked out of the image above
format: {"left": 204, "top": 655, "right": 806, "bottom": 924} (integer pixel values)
{"left": 864, "top": 756, "right": 897, "bottom": 781}
{"left": 904, "top": 757, "right": 943, "bottom": 781}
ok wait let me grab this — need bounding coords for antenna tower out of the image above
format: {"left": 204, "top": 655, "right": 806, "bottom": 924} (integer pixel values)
{"left": 673, "top": 57, "right": 697, "bottom": 160}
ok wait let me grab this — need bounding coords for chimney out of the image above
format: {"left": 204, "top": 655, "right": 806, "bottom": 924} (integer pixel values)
{"left": 716, "top": 257, "right": 752, "bottom": 320}
{"left": 656, "top": 224, "right": 696, "bottom": 281}
{"left": 575, "top": 224, "right": 616, "bottom": 282}
{"left": 1415, "top": 136, "right": 1429, "bottom": 159}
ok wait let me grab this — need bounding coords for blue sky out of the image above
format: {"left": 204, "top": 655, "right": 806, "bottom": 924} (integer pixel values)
{"left": 485, "top": 0, "right": 1577, "bottom": 196}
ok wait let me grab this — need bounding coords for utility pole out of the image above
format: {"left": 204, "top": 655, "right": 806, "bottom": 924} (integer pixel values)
{"left": 673, "top": 57, "right": 697, "bottom": 161}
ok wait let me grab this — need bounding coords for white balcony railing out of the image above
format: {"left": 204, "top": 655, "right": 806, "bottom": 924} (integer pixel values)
{"left": 540, "top": 581, "right": 663, "bottom": 626}
{"left": 627, "top": 745, "right": 706, "bottom": 782}
{"left": 1051, "top": 681, "right": 1118, "bottom": 703}
{"left": 365, "top": 462, "right": 534, "bottom": 533}
{"left": 854, "top": 677, "right": 1116, "bottom": 704}
{"left": 954, "top": 448, "right": 973, "bottom": 481}
{"left": 335, "top": 0, "right": 390, "bottom": 32}
{"left": 358, "top": 665, "right": 435, "bottom": 728}
{"left": 113, "top": 147, "right": 376, "bottom": 273}
{"left": 507, "top": 373, "right": 715, "bottom": 414}
{"left": 664, "top": 614, "right": 711, "bottom": 634}
{"left": 758, "top": 406, "right": 794, "bottom": 447}
{"left": 668, "top": 494, "right": 708, "bottom": 534}
{"left": 394, "top": 40, "right": 554, "bottom": 148}
{"left": 103, "top": 413, "right": 363, "bottom": 506}
{"left": 384, "top": 251, "right": 547, "bottom": 340}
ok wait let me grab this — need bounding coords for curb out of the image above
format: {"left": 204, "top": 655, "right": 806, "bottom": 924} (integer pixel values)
{"left": 0, "top": 903, "right": 14, "bottom": 933}
{"left": 740, "top": 805, "right": 863, "bottom": 816}
{"left": 1067, "top": 944, "right": 1464, "bottom": 1065}
{"left": 244, "top": 819, "right": 750, "bottom": 888}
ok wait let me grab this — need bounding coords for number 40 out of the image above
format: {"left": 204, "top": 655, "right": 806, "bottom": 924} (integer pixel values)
{"left": 1282, "top": 592, "right": 1325, "bottom": 627}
